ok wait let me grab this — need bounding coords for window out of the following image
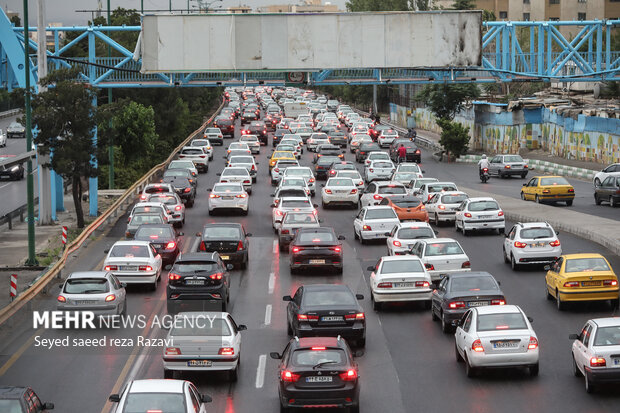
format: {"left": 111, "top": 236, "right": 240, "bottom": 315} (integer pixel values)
{"left": 549, "top": 0, "right": 559, "bottom": 4}
{"left": 550, "top": 17, "right": 560, "bottom": 21}
{"left": 523, "top": 13, "right": 531, "bottom": 21}
{"left": 523, "top": 0, "right": 530, "bottom": 3}
{"left": 577, "top": 0, "right": 586, "bottom": 2}
{"left": 578, "top": 12, "right": 586, "bottom": 21}
{"left": 499, "top": 11, "right": 507, "bottom": 19}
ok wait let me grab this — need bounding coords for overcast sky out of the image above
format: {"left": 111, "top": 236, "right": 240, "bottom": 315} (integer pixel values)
{"left": 4, "top": 0, "right": 347, "bottom": 25}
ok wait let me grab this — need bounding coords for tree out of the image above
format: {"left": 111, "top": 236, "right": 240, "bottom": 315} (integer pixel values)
{"left": 437, "top": 118, "right": 470, "bottom": 158}
{"left": 346, "top": 0, "right": 410, "bottom": 11}
{"left": 10, "top": 15, "right": 21, "bottom": 27}
{"left": 452, "top": 0, "right": 475, "bottom": 10}
{"left": 415, "top": 83, "right": 479, "bottom": 120}
{"left": 28, "top": 68, "right": 104, "bottom": 228}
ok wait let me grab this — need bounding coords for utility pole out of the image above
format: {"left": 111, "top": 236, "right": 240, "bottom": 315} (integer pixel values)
{"left": 107, "top": 0, "right": 114, "bottom": 189}
{"left": 141, "top": 0, "right": 144, "bottom": 14}
{"left": 37, "top": 0, "right": 52, "bottom": 226}
{"left": 23, "top": 0, "right": 38, "bottom": 266}
{"left": 169, "top": 0, "right": 172, "bottom": 12}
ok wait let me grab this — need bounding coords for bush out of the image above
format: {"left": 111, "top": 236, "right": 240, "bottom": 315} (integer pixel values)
{"left": 437, "top": 118, "right": 470, "bottom": 159}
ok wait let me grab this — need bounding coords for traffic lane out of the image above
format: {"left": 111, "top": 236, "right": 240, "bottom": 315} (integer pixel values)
{"left": 0, "top": 170, "right": 38, "bottom": 217}
{"left": 417, "top": 150, "right": 619, "bottom": 222}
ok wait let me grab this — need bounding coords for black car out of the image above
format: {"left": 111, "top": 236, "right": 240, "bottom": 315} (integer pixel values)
{"left": 0, "top": 161, "right": 25, "bottom": 180}
{"left": 390, "top": 140, "right": 421, "bottom": 163}
{"left": 314, "top": 156, "right": 341, "bottom": 180}
{"left": 430, "top": 271, "right": 505, "bottom": 333}
{"left": 594, "top": 174, "right": 620, "bottom": 207}
{"left": 162, "top": 176, "right": 195, "bottom": 207}
{"left": 355, "top": 142, "right": 382, "bottom": 163}
{"left": 163, "top": 168, "right": 196, "bottom": 188}
{"left": 289, "top": 227, "right": 345, "bottom": 274}
{"left": 315, "top": 144, "right": 344, "bottom": 163}
{"left": 247, "top": 121, "right": 269, "bottom": 144}
{"left": 272, "top": 128, "right": 288, "bottom": 147}
{"left": 213, "top": 117, "right": 235, "bottom": 137}
{"left": 167, "top": 252, "right": 233, "bottom": 314}
{"left": 283, "top": 284, "right": 365, "bottom": 346}
{"left": 0, "top": 386, "right": 54, "bottom": 412}
{"left": 197, "top": 223, "right": 252, "bottom": 269}
{"left": 134, "top": 224, "right": 182, "bottom": 265}
{"left": 270, "top": 336, "right": 361, "bottom": 413}
{"left": 328, "top": 131, "right": 348, "bottom": 147}
{"left": 241, "top": 109, "right": 259, "bottom": 124}
{"left": 6, "top": 121, "right": 25, "bottom": 139}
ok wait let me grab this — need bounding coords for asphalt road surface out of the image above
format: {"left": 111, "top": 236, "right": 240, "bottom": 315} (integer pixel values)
{"left": 0, "top": 115, "right": 619, "bottom": 413}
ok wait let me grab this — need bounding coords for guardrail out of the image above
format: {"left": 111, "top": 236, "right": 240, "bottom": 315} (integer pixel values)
{"left": 0, "top": 99, "right": 225, "bottom": 326}
{"left": 0, "top": 109, "right": 20, "bottom": 119}
{"left": 0, "top": 150, "right": 37, "bottom": 167}
{"left": 0, "top": 196, "right": 39, "bottom": 229}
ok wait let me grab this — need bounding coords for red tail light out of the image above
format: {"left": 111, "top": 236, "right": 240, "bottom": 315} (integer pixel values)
{"left": 274, "top": 168, "right": 280, "bottom": 173}
{"left": 57, "top": 295, "right": 66, "bottom": 303}
{"left": 498, "top": 211, "right": 504, "bottom": 217}
{"left": 564, "top": 281, "right": 579, "bottom": 287}
{"left": 281, "top": 370, "right": 301, "bottom": 382}
{"left": 236, "top": 194, "right": 247, "bottom": 198}
{"left": 174, "top": 205, "right": 182, "bottom": 211}
{"left": 528, "top": 336, "right": 538, "bottom": 350}
{"left": 425, "top": 263, "right": 434, "bottom": 271}
{"left": 105, "top": 294, "right": 116, "bottom": 302}
{"left": 237, "top": 241, "right": 244, "bottom": 251}
{"left": 251, "top": 165, "right": 256, "bottom": 171}
{"left": 165, "top": 347, "right": 181, "bottom": 355}
{"left": 438, "top": 205, "right": 446, "bottom": 210}
{"left": 464, "top": 212, "right": 472, "bottom": 218}
{"left": 604, "top": 280, "right": 618, "bottom": 286}
{"left": 340, "top": 369, "right": 358, "bottom": 381}
{"left": 549, "top": 240, "right": 560, "bottom": 247}
{"left": 514, "top": 241, "right": 527, "bottom": 248}
{"left": 243, "top": 180, "right": 251, "bottom": 184}
{"left": 104, "top": 265, "right": 118, "bottom": 271}
{"left": 415, "top": 281, "right": 430, "bottom": 287}
{"left": 568, "top": 188, "right": 574, "bottom": 193}
{"left": 344, "top": 313, "right": 365, "bottom": 321}
{"left": 297, "top": 314, "right": 319, "bottom": 321}
{"left": 393, "top": 240, "right": 402, "bottom": 247}
{"left": 183, "top": 188, "right": 191, "bottom": 193}
{"left": 199, "top": 242, "right": 206, "bottom": 251}
{"left": 373, "top": 194, "right": 383, "bottom": 200}
{"left": 415, "top": 149, "right": 421, "bottom": 154}
{"left": 168, "top": 273, "right": 181, "bottom": 281}
{"left": 590, "top": 357, "right": 606, "bottom": 367}
{"left": 377, "top": 282, "right": 392, "bottom": 288}
{"left": 291, "top": 246, "right": 303, "bottom": 253}
{"left": 330, "top": 246, "right": 342, "bottom": 253}
{"left": 325, "top": 189, "right": 332, "bottom": 194}
{"left": 461, "top": 261, "right": 471, "bottom": 269}
{"left": 309, "top": 178, "right": 315, "bottom": 183}
{"left": 165, "top": 242, "right": 176, "bottom": 250}
{"left": 369, "top": 168, "right": 374, "bottom": 173}
{"left": 472, "top": 339, "right": 484, "bottom": 352}
{"left": 491, "top": 299, "right": 506, "bottom": 305}
{"left": 504, "top": 165, "right": 511, "bottom": 169}
{"left": 449, "top": 301, "right": 465, "bottom": 309}
{"left": 139, "top": 266, "right": 153, "bottom": 271}
{"left": 482, "top": 168, "right": 488, "bottom": 172}
{"left": 362, "top": 225, "right": 372, "bottom": 231}
{"left": 218, "top": 347, "right": 235, "bottom": 356}
{"left": 350, "top": 189, "right": 357, "bottom": 194}
{"left": 281, "top": 229, "right": 290, "bottom": 234}
{"left": 210, "top": 273, "right": 223, "bottom": 280}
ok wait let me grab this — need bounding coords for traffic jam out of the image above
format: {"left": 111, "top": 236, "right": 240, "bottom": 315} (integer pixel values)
{"left": 5, "top": 86, "right": 620, "bottom": 413}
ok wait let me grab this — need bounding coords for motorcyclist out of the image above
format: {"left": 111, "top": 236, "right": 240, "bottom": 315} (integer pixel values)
{"left": 478, "top": 154, "right": 490, "bottom": 178}
{"left": 407, "top": 128, "right": 417, "bottom": 141}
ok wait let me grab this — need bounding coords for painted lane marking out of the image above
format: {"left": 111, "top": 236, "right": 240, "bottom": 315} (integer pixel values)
{"left": 255, "top": 354, "right": 267, "bottom": 388}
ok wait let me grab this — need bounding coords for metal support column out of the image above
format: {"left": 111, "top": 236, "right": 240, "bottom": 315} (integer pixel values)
{"left": 107, "top": 0, "right": 114, "bottom": 189}
{"left": 88, "top": 28, "right": 98, "bottom": 217}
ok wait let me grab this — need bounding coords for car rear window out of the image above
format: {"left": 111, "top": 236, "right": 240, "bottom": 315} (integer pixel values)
{"left": 428, "top": 184, "right": 457, "bottom": 193}
{"left": 381, "top": 259, "right": 424, "bottom": 274}
{"left": 214, "top": 184, "right": 243, "bottom": 192}
{"left": 173, "top": 261, "right": 218, "bottom": 273}
{"left": 145, "top": 186, "right": 170, "bottom": 194}
{"left": 286, "top": 169, "right": 311, "bottom": 177}
{"left": 441, "top": 194, "right": 468, "bottom": 204}
{"left": 148, "top": 195, "right": 177, "bottom": 205}
{"left": 398, "top": 165, "right": 420, "bottom": 172}
{"left": 205, "top": 128, "right": 220, "bottom": 133}
{"left": 327, "top": 179, "right": 354, "bottom": 187}
{"left": 450, "top": 276, "right": 498, "bottom": 292}
{"left": 540, "top": 177, "right": 570, "bottom": 186}
{"left": 303, "top": 290, "right": 356, "bottom": 306}
{"left": 337, "top": 172, "right": 360, "bottom": 179}
{"left": 392, "top": 199, "right": 421, "bottom": 208}
{"left": 123, "top": 393, "right": 186, "bottom": 413}
{"left": 564, "top": 258, "right": 611, "bottom": 273}
{"left": 110, "top": 245, "right": 150, "bottom": 258}
{"left": 203, "top": 227, "right": 241, "bottom": 239}
{"left": 292, "top": 349, "right": 346, "bottom": 367}
{"left": 284, "top": 213, "right": 317, "bottom": 224}
{"left": 503, "top": 155, "right": 523, "bottom": 163}
{"left": 164, "top": 170, "right": 188, "bottom": 178}
{"left": 468, "top": 201, "right": 499, "bottom": 211}
{"left": 130, "top": 214, "right": 163, "bottom": 225}
{"left": 520, "top": 228, "right": 554, "bottom": 239}
{"left": 593, "top": 326, "right": 620, "bottom": 346}
{"left": 282, "top": 200, "right": 311, "bottom": 208}
{"left": 365, "top": 208, "right": 398, "bottom": 220}
{"left": 182, "top": 148, "right": 203, "bottom": 155}
{"left": 378, "top": 185, "right": 406, "bottom": 195}
{"left": 230, "top": 156, "right": 254, "bottom": 164}
{"left": 169, "top": 161, "right": 194, "bottom": 169}
{"left": 64, "top": 278, "right": 109, "bottom": 294}
{"left": 281, "top": 178, "right": 306, "bottom": 187}
{"left": 298, "top": 231, "right": 335, "bottom": 243}
{"left": 394, "top": 173, "right": 417, "bottom": 181}
{"left": 318, "top": 157, "right": 340, "bottom": 166}
{"left": 135, "top": 226, "right": 174, "bottom": 239}
{"left": 397, "top": 227, "right": 435, "bottom": 239}
{"left": 413, "top": 179, "right": 437, "bottom": 189}
{"left": 477, "top": 313, "right": 528, "bottom": 332}
{"left": 222, "top": 168, "right": 249, "bottom": 176}
{"left": 133, "top": 206, "right": 162, "bottom": 215}
{"left": 424, "top": 242, "right": 464, "bottom": 256}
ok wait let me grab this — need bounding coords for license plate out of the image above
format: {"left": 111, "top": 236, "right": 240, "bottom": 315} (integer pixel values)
{"left": 581, "top": 281, "right": 601, "bottom": 286}
{"left": 121, "top": 266, "right": 137, "bottom": 271}
{"left": 529, "top": 242, "right": 545, "bottom": 248}
{"left": 306, "top": 376, "right": 333, "bottom": 383}
{"left": 394, "top": 282, "right": 415, "bottom": 288}
{"left": 186, "top": 280, "right": 205, "bottom": 285}
{"left": 222, "top": 196, "right": 234, "bottom": 200}
{"left": 309, "top": 259, "right": 325, "bottom": 264}
{"left": 220, "top": 255, "right": 230, "bottom": 260}
{"left": 468, "top": 301, "right": 488, "bottom": 307}
{"left": 493, "top": 341, "right": 518, "bottom": 348}
{"left": 187, "top": 360, "right": 212, "bottom": 367}
{"left": 321, "top": 316, "right": 343, "bottom": 322}
{"left": 77, "top": 300, "right": 98, "bottom": 305}
{"left": 480, "top": 215, "right": 493, "bottom": 219}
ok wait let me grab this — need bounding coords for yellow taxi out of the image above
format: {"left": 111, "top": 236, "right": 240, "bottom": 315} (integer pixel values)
{"left": 269, "top": 150, "right": 296, "bottom": 171}
{"left": 545, "top": 253, "right": 619, "bottom": 310}
{"left": 520, "top": 175, "right": 575, "bottom": 206}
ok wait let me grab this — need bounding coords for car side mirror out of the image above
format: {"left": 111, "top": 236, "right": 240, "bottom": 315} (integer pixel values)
{"left": 337, "top": 235, "right": 345, "bottom": 240}
{"left": 256, "top": 162, "right": 260, "bottom": 165}
{"left": 222, "top": 156, "right": 227, "bottom": 159}
{"left": 318, "top": 219, "right": 324, "bottom": 223}
{"left": 283, "top": 295, "right": 292, "bottom": 301}
{"left": 195, "top": 232, "right": 202, "bottom": 237}
{"left": 108, "top": 394, "right": 121, "bottom": 403}
{"left": 206, "top": 188, "right": 212, "bottom": 192}
{"left": 504, "top": 233, "right": 509, "bottom": 237}
{"left": 522, "top": 183, "right": 526, "bottom": 186}
{"left": 246, "top": 233, "right": 253, "bottom": 237}
{"left": 104, "top": 249, "right": 109, "bottom": 254}
{"left": 201, "top": 394, "right": 212, "bottom": 403}
{"left": 238, "top": 324, "right": 248, "bottom": 331}
{"left": 454, "top": 319, "right": 462, "bottom": 327}
{"left": 320, "top": 184, "right": 325, "bottom": 187}
{"left": 356, "top": 294, "right": 364, "bottom": 300}
{"left": 313, "top": 204, "right": 318, "bottom": 208}
{"left": 270, "top": 352, "right": 282, "bottom": 359}
{"left": 422, "top": 170, "right": 426, "bottom": 173}
{"left": 367, "top": 266, "right": 375, "bottom": 272}
{"left": 216, "top": 173, "right": 222, "bottom": 176}
{"left": 270, "top": 194, "right": 275, "bottom": 197}
{"left": 353, "top": 350, "right": 364, "bottom": 357}
{"left": 569, "top": 333, "right": 579, "bottom": 340}
{"left": 121, "top": 282, "right": 127, "bottom": 288}
{"left": 271, "top": 203, "right": 276, "bottom": 208}
{"left": 528, "top": 317, "right": 534, "bottom": 323}
{"left": 43, "top": 402, "right": 54, "bottom": 410}
{"left": 226, "top": 264, "right": 234, "bottom": 271}
{"left": 433, "top": 230, "right": 439, "bottom": 235}
{"left": 58, "top": 284, "right": 63, "bottom": 289}
{"left": 544, "top": 265, "right": 551, "bottom": 271}
{"left": 496, "top": 281, "right": 501, "bottom": 286}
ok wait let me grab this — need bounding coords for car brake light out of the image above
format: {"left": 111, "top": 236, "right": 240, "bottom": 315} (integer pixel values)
{"left": 330, "top": 246, "right": 342, "bottom": 253}
{"left": 209, "top": 193, "right": 220, "bottom": 198}
{"left": 564, "top": 281, "right": 579, "bottom": 287}
{"left": 514, "top": 241, "right": 527, "bottom": 248}
{"left": 244, "top": 180, "right": 251, "bottom": 184}
{"left": 165, "top": 242, "right": 176, "bottom": 249}
{"left": 549, "top": 239, "right": 561, "bottom": 247}
{"left": 105, "top": 294, "right": 116, "bottom": 302}
{"left": 568, "top": 188, "right": 574, "bottom": 192}
{"left": 449, "top": 301, "right": 465, "bottom": 309}
{"left": 393, "top": 240, "right": 402, "bottom": 247}
{"left": 472, "top": 339, "right": 484, "bottom": 352}
{"left": 340, "top": 369, "right": 358, "bottom": 381}
{"left": 281, "top": 229, "right": 290, "bottom": 234}
{"left": 57, "top": 295, "right": 66, "bottom": 302}
{"left": 219, "top": 347, "right": 235, "bottom": 356}
{"left": 425, "top": 263, "right": 434, "bottom": 271}
{"left": 274, "top": 168, "right": 280, "bottom": 173}
{"left": 297, "top": 314, "right": 318, "bottom": 321}
{"left": 236, "top": 241, "right": 244, "bottom": 251}
{"left": 362, "top": 225, "right": 372, "bottom": 231}
{"left": 438, "top": 205, "right": 446, "bottom": 210}
{"left": 542, "top": 189, "right": 550, "bottom": 194}
{"left": 175, "top": 205, "right": 182, "bottom": 211}
{"left": 311, "top": 346, "right": 326, "bottom": 351}
{"left": 165, "top": 347, "right": 181, "bottom": 355}
{"left": 350, "top": 189, "right": 357, "bottom": 194}
{"left": 590, "top": 357, "right": 606, "bottom": 367}
{"left": 168, "top": 273, "right": 181, "bottom": 281}
{"left": 309, "top": 178, "right": 315, "bottom": 183}
{"left": 104, "top": 265, "right": 118, "bottom": 271}
{"left": 344, "top": 313, "right": 365, "bottom": 320}
{"left": 464, "top": 212, "right": 472, "bottom": 218}
{"left": 281, "top": 370, "right": 301, "bottom": 382}
{"left": 373, "top": 194, "right": 383, "bottom": 200}
{"left": 251, "top": 165, "right": 256, "bottom": 171}
{"left": 461, "top": 261, "right": 471, "bottom": 268}
{"left": 528, "top": 336, "right": 538, "bottom": 350}
{"left": 491, "top": 299, "right": 506, "bottom": 305}
{"left": 291, "top": 246, "right": 303, "bottom": 253}
{"left": 236, "top": 194, "right": 247, "bottom": 198}
{"left": 183, "top": 188, "right": 191, "bottom": 193}
{"left": 369, "top": 168, "right": 374, "bottom": 173}
{"left": 138, "top": 266, "right": 153, "bottom": 271}
{"left": 504, "top": 165, "right": 511, "bottom": 169}
{"left": 498, "top": 211, "right": 504, "bottom": 217}
{"left": 415, "top": 281, "right": 430, "bottom": 287}
{"left": 604, "top": 280, "right": 618, "bottom": 286}
{"left": 210, "top": 273, "right": 223, "bottom": 280}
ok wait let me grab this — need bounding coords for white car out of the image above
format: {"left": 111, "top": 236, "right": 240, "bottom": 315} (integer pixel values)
{"left": 278, "top": 177, "right": 311, "bottom": 197}
{"left": 272, "top": 197, "right": 317, "bottom": 232}
{"left": 593, "top": 163, "right": 620, "bottom": 186}
{"left": 368, "top": 255, "right": 432, "bottom": 310}
{"left": 163, "top": 312, "right": 246, "bottom": 381}
{"left": 189, "top": 138, "right": 213, "bottom": 160}
{"left": 0, "top": 129, "right": 6, "bottom": 147}
{"left": 364, "top": 151, "right": 392, "bottom": 167}
{"left": 414, "top": 181, "right": 459, "bottom": 202}
{"left": 378, "top": 129, "right": 399, "bottom": 147}
{"left": 425, "top": 191, "right": 469, "bottom": 226}
{"left": 455, "top": 197, "right": 505, "bottom": 235}
{"left": 353, "top": 206, "right": 400, "bottom": 244}
{"left": 218, "top": 167, "right": 252, "bottom": 194}
{"left": 227, "top": 141, "right": 251, "bottom": 154}
{"left": 395, "top": 162, "right": 424, "bottom": 176}
{"left": 455, "top": 305, "right": 539, "bottom": 377}
{"left": 307, "top": 133, "right": 330, "bottom": 152}
{"left": 321, "top": 177, "right": 359, "bottom": 208}
{"left": 146, "top": 192, "right": 185, "bottom": 227}
{"left": 408, "top": 238, "right": 471, "bottom": 282}
{"left": 270, "top": 159, "right": 300, "bottom": 186}
{"left": 349, "top": 134, "right": 372, "bottom": 153}
{"left": 502, "top": 222, "right": 561, "bottom": 270}
{"left": 365, "top": 160, "right": 396, "bottom": 183}
{"left": 280, "top": 137, "right": 303, "bottom": 154}
{"left": 178, "top": 146, "right": 208, "bottom": 173}
{"left": 140, "top": 183, "right": 176, "bottom": 201}
{"left": 571, "top": 317, "right": 620, "bottom": 393}
{"left": 129, "top": 202, "right": 173, "bottom": 224}
{"left": 204, "top": 126, "right": 224, "bottom": 145}
{"left": 335, "top": 170, "right": 365, "bottom": 192}
{"left": 227, "top": 155, "right": 258, "bottom": 182}
{"left": 208, "top": 182, "right": 249, "bottom": 215}
{"left": 239, "top": 134, "right": 261, "bottom": 154}
{"left": 406, "top": 177, "right": 438, "bottom": 196}
{"left": 278, "top": 211, "right": 321, "bottom": 251}
{"left": 108, "top": 379, "right": 212, "bottom": 413}
{"left": 282, "top": 166, "right": 316, "bottom": 195}
{"left": 360, "top": 181, "right": 408, "bottom": 207}
{"left": 391, "top": 171, "right": 422, "bottom": 187}
{"left": 168, "top": 160, "right": 198, "bottom": 178}
{"left": 103, "top": 241, "right": 162, "bottom": 290}
{"left": 386, "top": 222, "right": 437, "bottom": 256}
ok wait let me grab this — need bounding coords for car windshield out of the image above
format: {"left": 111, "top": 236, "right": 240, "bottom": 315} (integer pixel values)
{"left": 110, "top": 245, "right": 150, "bottom": 258}
{"left": 397, "top": 227, "right": 435, "bottom": 239}
{"left": 441, "top": 194, "right": 468, "bottom": 204}
{"left": 222, "top": 168, "right": 249, "bottom": 176}
{"left": 169, "top": 161, "right": 194, "bottom": 169}
{"left": 477, "top": 313, "right": 528, "bottom": 332}
{"left": 468, "top": 201, "right": 499, "bottom": 211}
{"left": 564, "top": 258, "right": 611, "bottom": 272}
{"left": 292, "top": 349, "right": 346, "bottom": 367}
{"left": 230, "top": 157, "right": 254, "bottom": 164}
{"left": 451, "top": 276, "right": 497, "bottom": 292}
{"left": 425, "top": 242, "right": 464, "bottom": 256}
{"left": 504, "top": 155, "right": 523, "bottom": 163}
{"left": 214, "top": 184, "right": 243, "bottom": 192}
{"left": 378, "top": 186, "right": 406, "bottom": 195}
{"left": 593, "top": 326, "right": 620, "bottom": 346}
{"left": 130, "top": 214, "right": 163, "bottom": 225}
{"left": 122, "top": 393, "right": 185, "bottom": 413}
{"left": 64, "top": 278, "right": 109, "bottom": 294}
{"left": 203, "top": 227, "right": 241, "bottom": 239}
{"left": 327, "top": 179, "right": 354, "bottom": 187}
{"left": 392, "top": 199, "right": 421, "bottom": 208}
{"left": 428, "top": 184, "right": 457, "bottom": 193}
{"left": 298, "top": 231, "right": 335, "bottom": 243}
{"left": 365, "top": 209, "right": 397, "bottom": 220}
{"left": 135, "top": 227, "right": 174, "bottom": 239}
{"left": 284, "top": 213, "right": 317, "bottom": 224}
{"left": 381, "top": 259, "right": 424, "bottom": 274}
{"left": 205, "top": 128, "right": 219, "bottom": 133}
{"left": 303, "top": 290, "right": 356, "bottom": 306}
{"left": 540, "top": 177, "right": 570, "bottom": 186}
{"left": 520, "top": 228, "right": 554, "bottom": 239}
{"left": 170, "top": 317, "right": 231, "bottom": 336}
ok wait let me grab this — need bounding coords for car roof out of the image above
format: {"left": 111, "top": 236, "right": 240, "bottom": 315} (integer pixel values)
{"left": 67, "top": 271, "right": 110, "bottom": 279}
{"left": 297, "top": 337, "right": 340, "bottom": 349}
{"left": 112, "top": 240, "right": 152, "bottom": 247}
{"left": 448, "top": 271, "right": 494, "bottom": 279}
{"left": 417, "top": 238, "right": 459, "bottom": 244}
{"left": 397, "top": 222, "right": 433, "bottom": 229}
{"left": 303, "top": 283, "right": 351, "bottom": 292}
{"left": 562, "top": 253, "right": 605, "bottom": 259}
{"left": 298, "top": 227, "right": 334, "bottom": 234}
{"left": 128, "top": 379, "right": 185, "bottom": 394}
{"left": 387, "top": 196, "right": 419, "bottom": 202}
{"left": 475, "top": 304, "right": 522, "bottom": 315}
{"left": 177, "top": 252, "right": 218, "bottom": 261}
{"left": 516, "top": 222, "right": 551, "bottom": 228}
{"left": 203, "top": 222, "right": 242, "bottom": 229}
{"left": 380, "top": 255, "right": 423, "bottom": 262}
{"left": 468, "top": 197, "right": 498, "bottom": 202}
{"left": 591, "top": 317, "right": 620, "bottom": 328}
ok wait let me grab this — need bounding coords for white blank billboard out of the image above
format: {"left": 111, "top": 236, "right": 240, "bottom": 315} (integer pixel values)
{"left": 141, "top": 11, "right": 482, "bottom": 73}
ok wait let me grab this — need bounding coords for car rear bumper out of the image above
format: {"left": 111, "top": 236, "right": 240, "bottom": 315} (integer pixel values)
{"left": 279, "top": 387, "right": 359, "bottom": 409}
{"left": 538, "top": 195, "right": 575, "bottom": 202}
{"left": 208, "top": 199, "right": 249, "bottom": 211}
{"left": 468, "top": 349, "right": 539, "bottom": 368}
{"left": 434, "top": 211, "right": 457, "bottom": 221}
{"left": 111, "top": 272, "right": 158, "bottom": 284}
{"left": 323, "top": 193, "right": 358, "bottom": 204}
{"left": 499, "top": 169, "right": 528, "bottom": 176}
{"left": 512, "top": 248, "right": 562, "bottom": 264}
{"left": 372, "top": 289, "right": 431, "bottom": 303}
{"left": 164, "top": 357, "right": 238, "bottom": 372}
{"left": 585, "top": 367, "right": 620, "bottom": 383}
{"left": 463, "top": 219, "right": 505, "bottom": 231}
{"left": 557, "top": 288, "right": 620, "bottom": 302}
{"left": 360, "top": 230, "right": 389, "bottom": 240}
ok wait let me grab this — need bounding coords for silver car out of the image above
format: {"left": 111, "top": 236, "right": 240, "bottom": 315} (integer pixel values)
{"left": 57, "top": 271, "right": 127, "bottom": 317}
{"left": 208, "top": 182, "right": 249, "bottom": 215}
{"left": 126, "top": 213, "right": 164, "bottom": 239}
{"left": 218, "top": 167, "right": 253, "bottom": 194}
{"left": 146, "top": 192, "right": 185, "bottom": 227}
{"left": 278, "top": 211, "right": 321, "bottom": 251}
{"left": 488, "top": 154, "right": 529, "bottom": 179}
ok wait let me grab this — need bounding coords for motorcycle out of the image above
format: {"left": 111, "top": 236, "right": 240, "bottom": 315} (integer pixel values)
{"left": 480, "top": 168, "right": 490, "bottom": 183}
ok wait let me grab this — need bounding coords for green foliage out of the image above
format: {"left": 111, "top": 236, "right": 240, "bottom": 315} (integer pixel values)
{"left": 415, "top": 83, "right": 479, "bottom": 120}
{"left": 600, "top": 82, "right": 620, "bottom": 99}
{"left": 414, "top": 0, "right": 431, "bottom": 10}
{"left": 437, "top": 118, "right": 470, "bottom": 158}
{"left": 346, "top": 0, "right": 411, "bottom": 11}
{"left": 452, "top": 0, "right": 475, "bottom": 10}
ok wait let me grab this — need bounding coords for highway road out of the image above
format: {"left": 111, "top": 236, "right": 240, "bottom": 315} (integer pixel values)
{"left": 0, "top": 112, "right": 619, "bottom": 413}
{"left": 0, "top": 114, "right": 39, "bottom": 217}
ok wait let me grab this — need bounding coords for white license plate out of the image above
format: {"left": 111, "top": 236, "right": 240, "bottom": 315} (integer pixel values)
{"left": 309, "top": 259, "right": 325, "bottom": 264}
{"left": 529, "top": 242, "right": 545, "bottom": 248}
{"left": 321, "top": 316, "right": 343, "bottom": 322}
{"left": 186, "top": 280, "right": 205, "bottom": 285}
{"left": 394, "top": 282, "right": 415, "bottom": 288}
{"left": 77, "top": 300, "right": 98, "bottom": 305}
{"left": 220, "top": 255, "right": 230, "bottom": 260}
{"left": 493, "top": 341, "right": 518, "bottom": 348}
{"left": 121, "top": 266, "right": 137, "bottom": 271}
{"left": 468, "top": 301, "right": 488, "bottom": 307}
{"left": 222, "top": 196, "right": 234, "bottom": 200}
{"left": 306, "top": 376, "right": 333, "bottom": 383}
{"left": 480, "top": 215, "right": 493, "bottom": 219}
{"left": 187, "top": 360, "right": 212, "bottom": 367}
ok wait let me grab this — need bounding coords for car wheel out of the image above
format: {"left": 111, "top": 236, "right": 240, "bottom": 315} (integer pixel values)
{"left": 521, "top": 173, "right": 527, "bottom": 179}
{"left": 279, "top": 403, "right": 291, "bottom": 413}
{"left": 594, "top": 194, "right": 601, "bottom": 205}
{"left": 353, "top": 229, "right": 359, "bottom": 240}
{"left": 321, "top": 200, "right": 327, "bottom": 209}
{"left": 535, "top": 195, "right": 541, "bottom": 204}
{"left": 454, "top": 220, "right": 460, "bottom": 232}
{"left": 556, "top": 290, "right": 564, "bottom": 311}
{"left": 594, "top": 178, "right": 601, "bottom": 186}
{"left": 566, "top": 200, "right": 573, "bottom": 206}
{"left": 121, "top": 302, "right": 128, "bottom": 316}
{"left": 585, "top": 371, "right": 596, "bottom": 393}
{"left": 371, "top": 293, "right": 382, "bottom": 311}
{"left": 164, "top": 369, "right": 174, "bottom": 379}
{"left": 229, "top": 364, "right": 239, "bottom": 382}
{"left": 221, "top": 301, "right": 227, "bottom": 312}
{"left": 242, "top": 209, "right": 248, "bottom": 216}
{"left": 465, "top": 355, "right": 477, "bottom": 377}
{"left": 611, "top": 197, "right": 618, "bottom": 207}
{"left": 462, "top": 226, "right": 468, "bottom": 236}
{"left": 150, "top": 278, "right": 157, "bottom": 291}
{"left": 252, "top": 177, "right": 257, "bottom": 184}
{"left": 287, "top": 319, "right": 293, "bottom": 335}
{"left": 348, "top": 403, "right": 360, "bottom": 413}
{"left": 520, "top": 192, "right": 526, "bottom": 201}
{"left": 431, "top": 304, "right": 439, "bottom": 321}
{"left": 441, "top": 314, "right": 452, "bottom": 333}
{"left": 455, "top": 343, "right": 463, "bottom": 362}
{"left": 503, "top": 246, "right": 510, "bottom": 264}
{"left": 335, "top": 266, "right": 343, "bottom": 275}
{"left": 529, "top": 362, "right": 539, "bottom": 377}
{"left": 572, "top": 354, "right": 583, "bottom": 377}
{"left": 610, "top": 298, "right": 620, "bottom": 309}
{"left": 359, "top": 232, "right": 366, "bottom": 245}
{"left": 208, "top": 209, "right": 214, "bottom": 216}
{"left": 434, "top": 213, "right": 440, "bottom": 227}
{"left": 240, "top": 259, "right": 247, "bottom": 270}
{"left": 545, "top": 283, "right": 552, "bottom": 300}
{"left": 511, "top": 255, "right": 519, "bottom": 271}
